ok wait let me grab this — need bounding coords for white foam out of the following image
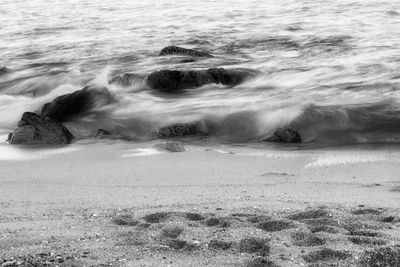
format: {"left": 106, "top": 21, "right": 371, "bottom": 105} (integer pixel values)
{"left": 0, "top": 145, "right": 82, "bottom": 161}
{"left": 122, "top": 148, "right": 163, "bottom": 157}
{"left": 305, "top": 152, "right": 388, "bottom": 168}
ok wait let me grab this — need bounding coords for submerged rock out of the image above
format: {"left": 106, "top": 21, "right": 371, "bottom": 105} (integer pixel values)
{"left": 158, "top": 123, "right": 199, "bottom": 138}
{"left": 0, "top": 66, "right": 9, "bottom": 75}
{"left": 8, "top": 112, "right": 74, "bottom": 145}
{"left": 146, "top": 68, "right": 256, "bottom": 92}
{"left": 159, "top": 46, "right": 213, "bottom": 58}
{"left": 264, "top": 128, "right": 302, "bottom": 143}
{"left": 41, "top": 86, "right": 114, "bottom": 122}
{"left": 93, "top": 129, "right": 134, "bottom": 141}
{"left": 109, "top": 73, "right": 144, "bottom": 87}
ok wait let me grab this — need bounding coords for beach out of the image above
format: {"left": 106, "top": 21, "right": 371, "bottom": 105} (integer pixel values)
{"left": 1, "top": 141, "right": 400, "bottom": 266}
{"left": 2, "top": 0, "right": 400, "bottom": 265}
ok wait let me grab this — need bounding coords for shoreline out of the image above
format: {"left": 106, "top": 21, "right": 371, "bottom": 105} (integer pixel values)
{"left": 1, "top": 142, "right": 400, "bottom": 266}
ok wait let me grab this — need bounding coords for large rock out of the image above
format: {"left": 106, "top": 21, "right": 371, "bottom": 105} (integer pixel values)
{"left": 8, "top": 112, "right": 74, "bottom": 145}
{"left": 158, "top": 123, "right": 199, "bottom": 138}
{"left": 263, "top": 128, "right": 302, "bottom": 143}
{"left": 147, "top": 68, "right": 256, "bottom": 92}
{"left": 41, "top": 86, "right": 114, "bottom": 122}
{"left": 159, "top": 46, "right": 213, "bottom": 58}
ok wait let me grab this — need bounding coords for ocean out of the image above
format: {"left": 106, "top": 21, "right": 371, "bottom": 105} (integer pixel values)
{"left": 1, "top": 0, "right": 400, "bottom": 145}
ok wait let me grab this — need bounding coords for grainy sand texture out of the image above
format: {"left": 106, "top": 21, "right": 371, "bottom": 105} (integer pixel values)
{"left": 1, "top": 141, "right": 400, "bottom": 266}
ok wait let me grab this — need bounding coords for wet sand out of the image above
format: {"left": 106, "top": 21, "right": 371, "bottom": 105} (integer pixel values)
{"left": 1, "top": 141, "right": 400, "bottom": 266}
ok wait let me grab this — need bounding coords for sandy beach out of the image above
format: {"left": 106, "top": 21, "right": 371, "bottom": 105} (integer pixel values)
{"left": 1, "top": 140, "right": 400, "bottom": 266}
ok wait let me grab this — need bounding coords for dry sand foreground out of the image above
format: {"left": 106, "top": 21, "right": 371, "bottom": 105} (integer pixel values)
{"left": 0, "top": 140, "right": 400, "bottom": 266}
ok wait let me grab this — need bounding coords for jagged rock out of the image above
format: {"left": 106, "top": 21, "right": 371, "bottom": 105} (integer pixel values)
{"left": 94, "top": 129, "right": 111, "bottom": 139}
{"left": 8, "top": 112, "right": 74, "bottom": 145}
{"left": 158, "top": 124, "right": 198, "bottom": 138}
{"left": 159, "top": 46, "right": 213, "bottom": 58}
{"left": 264, "top": 128, "right": 301, "bottom": 143}
{"left": 109, "top": 73, "right": 144, "bottom": 87}
{"left": 146, "top": 68, "right": 256, "bottom": 92}
{"left": 41, "top": 86, "right": 114, "bottom": 122}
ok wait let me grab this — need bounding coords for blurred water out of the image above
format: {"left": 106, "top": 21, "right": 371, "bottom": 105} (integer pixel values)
{"left": 1, "top": 0, "right": 400, "bottom": 144}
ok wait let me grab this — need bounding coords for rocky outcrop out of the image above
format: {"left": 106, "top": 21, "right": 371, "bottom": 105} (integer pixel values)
{"left": 41, "top": 86, "right": 114, "bottom": 122}
{"left": 158, "top": 123, "right": 199, "bottom": 138}
{"left": 159, "top": 46, "right": 213, "bottom": 58}
{"left": 263, "top": 128, "right": 302, "bottom": 143}
{"left": 147, "top": 68, "right": 257, "bottom": 92}
{"left": 8, "top": 112, "right": 74, "bottom": 145}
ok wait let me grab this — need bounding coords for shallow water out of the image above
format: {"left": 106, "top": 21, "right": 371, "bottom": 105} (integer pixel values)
{"left": 1, "top": 0, "right": 400, "bottom": 145}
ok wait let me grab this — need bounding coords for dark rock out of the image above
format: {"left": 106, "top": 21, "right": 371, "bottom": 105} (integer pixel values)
{"left": 147, "top": 70, "right": 211, "bottom": 92}
{"left": 146, "top": 68, "right": 257, "bottom": 92}
{"left": 158, "top": 124, "right": 199, "bottom": 138}
{"left": 0, "top": 66, "right": 9, "bottom": 75}
{"left": 159, "top": 46, "right": 213, "bottom": 58}
{"left": 95, "top": 129, "right": 111, "bottom": 139}
{"left": 263, "top": 128, "right": 301, "bottom": 143}
{"left": 207, "top": 68, "right": 251, "bottom": 87}
{"left": 179, "top": 58, "right": 196, "bottom": 63}
{"left": 6, "top": 133, "right": 13, "bottom": 142}
{"left": 41, "top": 86, "right": 115, "bottom": 122}
{"left": 93, "top": 129, "right": 134, "bottom": 141}
{"left": 8, "top": 112, "right": 74, "bottom": 145}
{"left": 109, "top": 73, "right": 144, "bottom": 87}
